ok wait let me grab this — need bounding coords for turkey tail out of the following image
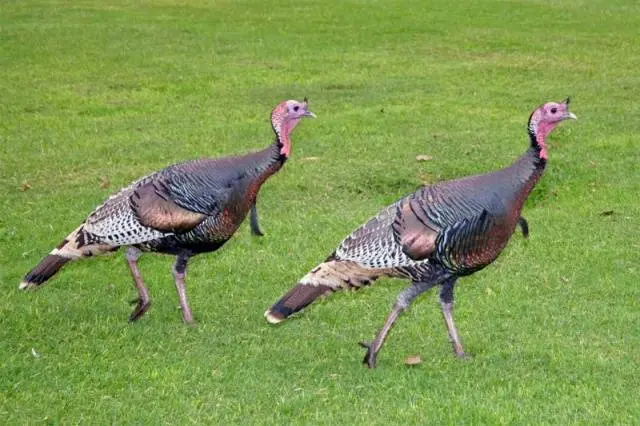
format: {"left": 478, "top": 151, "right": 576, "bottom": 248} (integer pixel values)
{"left": 264, "top": 259, "right": 395, "bottom": 324}
{"left": 19, "top": 224, "right": 116, "bottom": 290}
{"left": 19, "top": 254, "right": 71, "bottom": 289}
{"left": 265, "top": 282, "right": 334, "bottom": 324}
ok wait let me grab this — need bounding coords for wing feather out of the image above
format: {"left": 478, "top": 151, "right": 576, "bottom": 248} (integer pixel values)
{"left": 391, "top": 198, "right": 440, "bottom": 261}
{"left": 130, "top": 180, "right": 208, "bottom": 233}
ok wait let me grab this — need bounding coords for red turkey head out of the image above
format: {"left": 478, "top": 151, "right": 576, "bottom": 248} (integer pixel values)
{"left": 528, "top": 98, "right": 577, "bottom": 160}
{"left": 271, "top": 98, "right": 316, "bottom": 157}
{"left": 271, "top": 99, "right": 315, "bottom": 135}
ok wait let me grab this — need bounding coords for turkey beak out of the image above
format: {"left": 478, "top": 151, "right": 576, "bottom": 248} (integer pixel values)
{"left": 565, "top": 112, "right": 577, "bottom": 120}
{"left": 301, "top": 97, "right": 316, "bottom": 118}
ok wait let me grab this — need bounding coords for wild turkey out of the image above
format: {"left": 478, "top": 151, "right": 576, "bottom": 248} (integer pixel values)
{"left": 265, "top": 99, "right": 576, "bottom": 368}
{"left": 20, "top": 99, "right": 316, "bottom": 323}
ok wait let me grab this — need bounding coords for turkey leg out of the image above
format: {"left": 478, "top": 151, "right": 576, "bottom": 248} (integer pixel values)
{"left": 518, "top": 216, "right": 529, "bottom": 238}
{"left": 250, "top": 203, "right": 264, "bottom": 236}
{"left": 126, "top": 247, "right": 152, "bottom": 322}
{"left": 173, "top": 253, "right": 194, "bottom": 324}
{"left": 361, "top": 280, "right": 438, "bottom": 368}
{"left": 439, "top": 278, "right": 466, "bottom": 357}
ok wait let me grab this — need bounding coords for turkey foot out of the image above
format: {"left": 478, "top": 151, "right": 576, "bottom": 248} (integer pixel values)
{"left": 359, "top": 341, "right": 378, "bottom": 369}
{"left": 129, "top": 297, "right": 151, "bottom": 322}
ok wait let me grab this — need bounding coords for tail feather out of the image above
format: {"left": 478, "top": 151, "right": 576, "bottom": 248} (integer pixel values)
{"left": 265, "top": 259, "right": 397, "bottom": 323}
{"left": 20, "top": 254, "right": 71, "bottom": 289}
{"left": 265, "top": 283, "right": 333, "bottom": 324}
{"left": 19, "top": 224, "right": 117, "bottom": 290}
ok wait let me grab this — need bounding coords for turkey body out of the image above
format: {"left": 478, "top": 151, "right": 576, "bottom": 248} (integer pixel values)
{"left": 85, "top": 149, "right": 281, "bottom": 256}
{"left": 335, "top": 150, "right": 542, "bottom": 276}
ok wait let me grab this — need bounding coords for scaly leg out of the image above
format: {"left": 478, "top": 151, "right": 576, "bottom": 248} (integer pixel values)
{"left": 126, "top": 247, "right": 151, "bottom": 322}
{"left": 173, "top": 252, "right": 194, "bottom": 324}
{"left": 439, "top": 278, "right": 466, "bottom": 358}
{"left": 360, "top": 303, "right": 403, "bottom": 369}
{"left": 361, "top": 279, "right": 439, "bottom": 368}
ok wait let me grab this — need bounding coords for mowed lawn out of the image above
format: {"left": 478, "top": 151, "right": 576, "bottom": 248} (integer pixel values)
{"left": 1, "top": 0, "right": 638, "bottom": 423}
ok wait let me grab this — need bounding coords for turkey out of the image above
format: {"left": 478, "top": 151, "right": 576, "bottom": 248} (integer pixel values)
{"left": 20, "top": 99, "right": 316, "bottom": 324}
{"left": 265, "top": 99, "right": 576, "bottom": 368}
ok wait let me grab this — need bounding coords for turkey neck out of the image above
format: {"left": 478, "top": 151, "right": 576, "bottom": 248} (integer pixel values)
{"left": 528, "top": 110, "right": 553, "bottom": 163}
{"left": 511, "top": 112, "right": 551, "bottom": 201}
{"left": 499, "top": 145, "right": 546, "bottom": 217}
{"left": 248, "top": 133, "right": 291, "bottom": 181}
{"left": 229, "top": 135, "right": 290, "bottom": 208}
{"left": 247, "top": 117, "right": 301, "bottom": 179}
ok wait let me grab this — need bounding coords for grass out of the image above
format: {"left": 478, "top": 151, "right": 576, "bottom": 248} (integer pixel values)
{"left": 1, "top": 0, "right": 639, "bottom": 423}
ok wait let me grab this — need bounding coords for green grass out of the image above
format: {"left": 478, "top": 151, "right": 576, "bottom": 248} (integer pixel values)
{"left": 1, "top": 0, "right": 639, "bottom": 423}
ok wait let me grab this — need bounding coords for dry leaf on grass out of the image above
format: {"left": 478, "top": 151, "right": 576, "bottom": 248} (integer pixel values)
{"left": 405, "top": 355, "right": 423, "bottom": 366}
{"left": 416, "top": 155, "right": 433, "bottom": 162}
{"left": 99, "top": 176, "right": 110, "bottom": 189}
{"left": 20, "top": 181, "right": 32, "bottom": 192}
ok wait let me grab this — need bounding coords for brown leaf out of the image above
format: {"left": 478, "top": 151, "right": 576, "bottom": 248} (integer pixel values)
{"left": 405, "top": 355, "right": 423, "bottom": 366}
{"left": 99, "top": 176, "right": 110, "bottom": 189}
{"left": 300, "top": 156, "right": 320, "bottom": 162}
{"left": 416, "top": 155, "right": 433, "bottom": 162}
{"left": 20, "top": 181, "right": 31, "bottom": 192}
{"left": 599, "top": 210, "right": 614, "bottom": 216}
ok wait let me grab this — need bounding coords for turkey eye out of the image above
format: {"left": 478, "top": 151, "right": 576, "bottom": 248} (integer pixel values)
{"left": 550, "top": 107, "right": 557, "bottom": 114}
{"left": 293, "top": 106, "right": 300, "bottom": 112}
